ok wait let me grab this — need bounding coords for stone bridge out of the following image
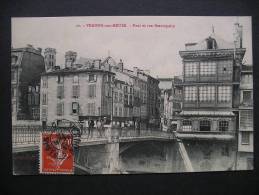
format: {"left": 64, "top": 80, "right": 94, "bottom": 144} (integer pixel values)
{"left": 12, "top": 126, "right": 193, "bottom": 174}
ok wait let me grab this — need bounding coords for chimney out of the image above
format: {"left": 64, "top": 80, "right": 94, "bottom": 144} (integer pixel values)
{"left": 238, "top": 25, "right": 243, "bottom": 48}
{"left": 37, "top": 48, "right": 42, "bottom": 53}
{"left": 117, "top": 59, "right": 124, "bottom": 72}
{"left": 234, "top": 23, "right": 243, "bottom": 48}
{"left": 133, "top": 67, "right": 138, "bottom": 76}
{"left": 27, "top": 44, "right": 33, "bottom": 48}
{"left": 44, "top": 48, "right": 56, "bottom": 71}
{"left": 65, "top": 51, "right": 77, "bottom": 68}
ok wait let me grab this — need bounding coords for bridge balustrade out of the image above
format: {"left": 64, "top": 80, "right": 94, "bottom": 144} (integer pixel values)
{"left": 12, "top": 125, "right": 175, "bottom": 146}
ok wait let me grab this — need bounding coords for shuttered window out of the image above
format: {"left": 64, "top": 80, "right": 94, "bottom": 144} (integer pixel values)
{"left": 57, "top": 85, "right": 64, "bottom": 99}
{"left": 72, "top": 85, "right": 80, "bottom": 98}
{"left": 89, "top": 85, "right": 96, "bottom": 98}
{"left": 57, "top": 103, "right": 64, "bottom": 116}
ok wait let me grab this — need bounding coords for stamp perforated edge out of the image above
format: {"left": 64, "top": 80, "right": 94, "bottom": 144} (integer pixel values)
{"left": 39, "top": 131, "right": 74, "bottom": 175}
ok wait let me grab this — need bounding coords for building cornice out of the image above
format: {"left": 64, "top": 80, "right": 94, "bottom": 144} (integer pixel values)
{"left": 179, "top": 48, "right": 246, "bottom": 59}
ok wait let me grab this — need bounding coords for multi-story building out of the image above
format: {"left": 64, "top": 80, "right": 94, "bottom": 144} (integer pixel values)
{"left": 163, "top": 77, "right": 183, "bottom": 129}
{"left": 236, "top": 64, "right": 253, "bottom": 170}
{"left": 175, "top": 23, "right": 246, "bottom": 171}
{"left": 40, "top": 51, "right": 160, "bottom": 129}
{"left": 158, "top": 78, "right": 174, "bottom": 117}
{"left": 40, "top": 51, "right": 115, "bottom": 126}
{"left": 11, "top": 45, "right": 45, "bottom": 123}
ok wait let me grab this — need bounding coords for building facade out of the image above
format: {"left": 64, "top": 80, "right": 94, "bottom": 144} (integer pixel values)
{"left": 11, "top": 45, "right": 45, "bottom": 124}
{"left": 236, "top": 65, "right": 253, "bottom": 170}
{"left": 40, "top": 52, "right": 160, "bottom": 129}
{"left": 40, "top": 52, "right": 115, "bottom": 126}
{"left": 175, "top": 23, "right": 246, "bottom": 171}
{"left": 162, "top": 77, "right": 183, "bottom": 129}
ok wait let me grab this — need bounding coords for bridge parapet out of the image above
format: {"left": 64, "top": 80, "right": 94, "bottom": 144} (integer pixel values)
{"left": 12, "top": 125, "right": 176, "bottom": 153}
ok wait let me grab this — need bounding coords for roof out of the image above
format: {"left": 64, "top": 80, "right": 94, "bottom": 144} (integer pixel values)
{"left": 42, "top": 68, "right": 115, "bottom": 76}
{"left": 179, "top": 110, "right": 235, "bottom": 116}
{"left": 185, "top": 32, "right": 235, "bottom": 51}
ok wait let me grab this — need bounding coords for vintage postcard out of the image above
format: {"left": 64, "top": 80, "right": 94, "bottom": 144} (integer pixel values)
{"left": 11, "top": 16, "right": 253, "bottom": 175}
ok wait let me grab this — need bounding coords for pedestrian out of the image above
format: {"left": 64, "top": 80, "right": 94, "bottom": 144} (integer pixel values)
{"left": 97, "top": 119, "right": 102, "bottom": 137}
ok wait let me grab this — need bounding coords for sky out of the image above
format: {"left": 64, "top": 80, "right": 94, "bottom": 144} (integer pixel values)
{"left": 11, "top": 16, "right": 252, "bottom": 78}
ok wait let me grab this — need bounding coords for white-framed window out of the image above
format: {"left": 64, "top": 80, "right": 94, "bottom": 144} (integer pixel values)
{"left": 184, "top": 86, "right": 197, "bottom": 101}
{"left": 56, "top": 102, "right": 64, "bottom": 116}
{"left": 219, "top": 120, "right": 229, "bottom": 131}
{"left": 218, "top": 86, "right": 231, "bottom": 102}
{"left": 184, "top": 62, "right": 198, "bottom": 76}
{"left": 89, "top": 85, "right": 96, "bottom": 98}
{"left": 241, "top": 131, "right": 250, "bottom": 145}
{"left": 73, "top": 75, "right": 79, "bottom": 83}
{"left": 182, "top": 120, "right": 192, "bottom": 131}
{"left": 200, "top": 61, "right": 216, "bottom": 75}
{"left": 199, "top": 86, "right": 215, "bottom": 102}
{"left": 72, "top": 85, "right": 80, "bottom": 98}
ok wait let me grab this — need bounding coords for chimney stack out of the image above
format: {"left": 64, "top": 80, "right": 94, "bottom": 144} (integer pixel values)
{"left": 44, "top": 48, "right": 56, "bottom": 71}
{"left": 234, "top": 23, "right": 243, "bottom": 48}
{"left": 65, "top": 51, "right": 77, "bottom": 68}
{"left": 117, "top": 59, "right": 124, "bottom": 72}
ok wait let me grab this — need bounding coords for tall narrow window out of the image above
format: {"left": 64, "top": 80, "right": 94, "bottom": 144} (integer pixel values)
{"left": 57, "top": 103, "right": 64, "bottom": 116}
{"left": 42, "top": 93, "right": 47, "bottom": 105}
{"left": 42, "top": 77, "right": 48, "bottom": 88}
{"left": 57, "top": 85, "right": 64, "bottom": 99}
{"left": 72, "top": 85, "right": 80, "bottom": 98}
{"left": 89, "top": 85, "right": 96, "bottom": 98}
{"left": 72, "top": 102, "right": 79, "bottom": 114}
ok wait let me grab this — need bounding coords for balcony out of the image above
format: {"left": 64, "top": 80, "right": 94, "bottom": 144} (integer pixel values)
{"left": 175, "top": 130, "right": 236, "bottom": 141}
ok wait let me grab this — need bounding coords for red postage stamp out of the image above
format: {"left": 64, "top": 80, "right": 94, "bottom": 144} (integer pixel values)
{"left": 40, "top": 132, "right": 74, "bottom": 174}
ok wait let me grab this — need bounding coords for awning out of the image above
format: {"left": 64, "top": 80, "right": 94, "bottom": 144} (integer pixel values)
{"left": 179, "top": 110, "right": 235, "bottom": 116}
